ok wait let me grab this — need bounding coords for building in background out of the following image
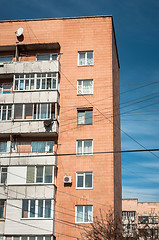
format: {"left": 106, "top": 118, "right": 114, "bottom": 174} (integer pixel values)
{"left": 0, "top": 16, "right": 121, "bottom": 240}
{"left": 122, "top": 199, "right": 159, "bottom": 239}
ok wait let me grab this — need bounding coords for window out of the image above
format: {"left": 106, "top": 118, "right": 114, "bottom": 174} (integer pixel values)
{"left": 76, "top": 172, "right": 93, "bottom": 189}
{"left": 0, "top": 167, "right": 7, "bottom": 184}
{"left": 36, "top": 54, "right": 58, "bottom": 61}
{"left": 0, "top": 105, "right": 12, "bottom": 120}
{"left": 2, "top": 236, "right": 52, "bottom": 240}
{"left": 0, "top": 83, "right": 12, "bottom": 94}
{"left": 31, "top": 141, "right": 54, "bottom": 152}
{"left": 78, "top": 51, "right": 93, "bottom": 66}
{"left": 78, "top": 109, "right": 92, "bottom": 125}
{"left": 122, "top": 211, "right": 136, "bottom": 221}
{"left": 26, "top": 166, "right": 53, "bottom": 183}
{"left": 13, "top": 103, "right": 55, "bottom": 120}
{"left": 14, "top": 73, "right": 58, "bottom": 91}
{"left": 75, "top": 205, "right": 93, "bottom": 223}
{"left": 22, "top": 199, "right": 52, "bottom": 218}
{"left": 34, "top": 103, "right": 55, "bottom": 119}
{"left": 77, "top": 140, "right": 93, "bottom": 155}
{"left": 0, "top": 142, "right": 10, "bottom": 152}
{"left": 0, "top": 56, "right": 13, "bottom": 63}
{"left": 77, "top": 79, "right": 93, "bottom": 95}
{"left": 0, "top": 200, "right": 6, "bottom": 219}
{"left": 138, "top": 216, "right": 149, "bottom": 224}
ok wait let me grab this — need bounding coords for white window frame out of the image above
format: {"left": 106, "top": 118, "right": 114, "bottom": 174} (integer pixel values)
{"left": 26, "top": 166, "right": 54, "bottom": 184}
{"left": 76, "top": 140, "right": 93, "bottom": 155}
{"left": 77, "top": 79, "right": 93, "bottom": 95}
{"left": 0, "top": 104, "right": 13, "bottom": 121}
{"left": 22, "top": 199, "right": 53, "bottom": 219}
{"left": 75, "top": 205, "right": 93, "bottom": 223}
{"left": 14, "top": 73, "right": 58, "bottom": 91}
{"left": 36, "top": 53, "right": 58, "bottom": 61}
{"left": 77, "top": 109, "right": 93, "bottom": 125}
{"left": 31, "top": 141, "right": 54, "bottom": 153}
{"left": 76, "top": 172, "right": 93, "bottom": 189}
{"left": 10, "top": 236, "right": 53, "bottom": 240}
{"left": 78, "top": 51, "right": 94, "bottom": 66}
{"left": 13, "top": 103, "right": 55, "bottom": 120}
{"left": 0, "top": 167, "right": 7, "bottom": 184}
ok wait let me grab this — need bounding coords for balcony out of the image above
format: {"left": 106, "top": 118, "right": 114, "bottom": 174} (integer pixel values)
{"left": 0, "top": 119, "right": 59, "bottom": 137}
{"left": 0, "top": 60, "right": 60, "bottom": 77}
{"left": 0, "top": 90, "right": 59, "bottom": 104}
{"left": 0, "top": 152, "right": 57, "bottom": 166}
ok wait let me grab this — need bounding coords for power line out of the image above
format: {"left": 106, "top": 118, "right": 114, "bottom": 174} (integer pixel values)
{"left": 1, "top": 148, "right": 159, "bottom": 159}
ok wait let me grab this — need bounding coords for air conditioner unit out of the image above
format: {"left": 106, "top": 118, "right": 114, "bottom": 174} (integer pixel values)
{"left": 64, "top": 176, "right": 72, "bottom": 184}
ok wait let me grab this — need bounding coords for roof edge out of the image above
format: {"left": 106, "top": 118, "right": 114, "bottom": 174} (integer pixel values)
{"left": 0, "top": 15, "right": 112, "bottom": 23}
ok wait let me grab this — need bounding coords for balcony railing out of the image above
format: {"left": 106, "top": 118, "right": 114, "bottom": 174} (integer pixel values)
{"left": 0, "top": 119, "right": 59, "bottom": 136}
{"left": 0, "top": 60, "right": 60, "bottom": 75}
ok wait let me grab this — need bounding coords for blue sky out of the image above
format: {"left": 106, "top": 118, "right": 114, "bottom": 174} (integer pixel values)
{"left": 1, "top": 0, "right": 159, "bottom": 202}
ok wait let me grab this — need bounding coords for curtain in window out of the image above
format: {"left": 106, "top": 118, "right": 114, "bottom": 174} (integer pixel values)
{"left": 78, "top": 112, "right": 85, "bottom": 124}
{"left": 3, "top": 83, "right": 12, "bottom": 93}
{"left": 22, "top": 200, "right": 28, "bottom": 218}
{"left": 87, "top": 52, "right": 93, "bottom": 65}
{"left": 25, "top": 104, "right": 33, "bottom": 119}
{"left": 27, "top": 167, "right": 35, "bottom": 183}
{"left": 1, "top": 168, "right": 7, "bottom": 184}
{"left": 77, "top": 141, "right": 82, "bottom": 155}
{"left": 84, "top": 206, "right": 92, "bottom": 222}
{"left": 45, "top": 166, "right": 52, "bottom": 183}
{"left": 85, "top": 173, "right": 92, "bottom": 188}
{"left": 79, "top": 53, "right": 85, "bottom": 65}
{"left": 31, "top": 142, "right": 45, "bottom": 152}
{"left": 45, "top": 200, "right": 51, "bottom": 218}
{"left": 30, "top": 200, "right": 35, "bottom": 217}
{"left": 77, "top": 80, "right": 82, "bottom": 94}
{"left": 37, "top": 55, "right": 50, "bottom": 61}
{"left": 20, "top": 80, "right": 24, "bottom": 90}
{"left": 83, "top": 81, "right": 92, "bottom": 94}
{"left": 36, "top": 166, "right": 43, "bottom": 183}
{"left": 0, "top": 142, "right": 7, "bottom": 152}
{"left": 2, "top": 106, "right": 6, "bottom": 120}
{"left": 45, "top": 141, "right": 54, "bottom": 152}
{"left": 0, "top": 200, "right": 5, "bottom": 218}
{"left": 38, "top": 200, "right": 43, "bottom": 217}
{"left": 84, "top": 140, "right": 92, "bottom": 154}
{"left": 86, "top": 111, "right": 92, "bottom": 124}
{"left": 76, "top": 206, "right": 83, "bottom": 222}
{"left": 77, "top": 174, "right": 83, "bottom": 188}
{"left": 41, "top": 104, "right": 47, "bottom": 119}
{"left": 14, "top": 104, "right": 23, "bottom": 119}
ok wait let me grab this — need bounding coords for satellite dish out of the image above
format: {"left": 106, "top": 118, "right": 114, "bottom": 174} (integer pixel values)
{"left": 16, "top": 27, "right": 23, "bottom": 37}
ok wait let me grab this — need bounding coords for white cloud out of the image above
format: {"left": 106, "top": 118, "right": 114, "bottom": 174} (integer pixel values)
{"left": 122, "top": 186, "right": 159, "bottom": 202}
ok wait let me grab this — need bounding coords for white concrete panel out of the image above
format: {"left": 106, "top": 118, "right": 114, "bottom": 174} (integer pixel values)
{"left": 0, "top": 61, "right": 60, "bottom": 75}
{"left": 0, "top": 222, "right": 5, "bottom": 234}
{"left": 0, "top": 90, "right": 59, "bottom": 104}
{"left": 5, "top": 199, "right": 53, "bottom": 235}
{"left": 7, "top": 185, "right": 55, "bottom": 199}
{"left": 0, "top": 153, "right": 56, "bottom": 166}
{"left": 0, "top": 120, "right": 58, "bottom": 135}
{"left": 7, "top": 166, "right": 27, "bottom": 185}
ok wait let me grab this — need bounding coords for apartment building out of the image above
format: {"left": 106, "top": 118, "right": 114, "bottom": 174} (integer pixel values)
{"left": 122, "top": 199, "right": 159, "bottom": 239}
{"left": 0, "top": 16, "right": 121, "bottom": 240}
